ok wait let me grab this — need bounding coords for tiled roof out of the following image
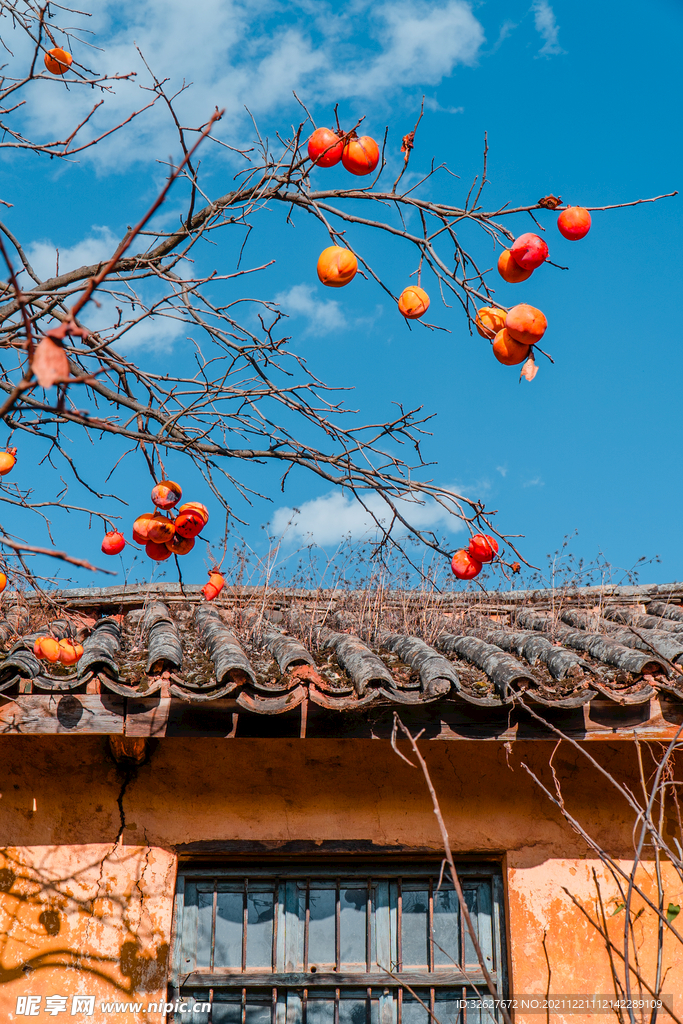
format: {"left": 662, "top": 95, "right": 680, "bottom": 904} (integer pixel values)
{"left": 1, "top": 582, "right": 683, "bottom": 739}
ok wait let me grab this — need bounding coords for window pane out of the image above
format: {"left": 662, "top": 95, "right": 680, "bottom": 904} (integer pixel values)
{"left": 401, "top": 889, "right": 428, "bottom": 967}
{"left": 196, "top": 891, "right": 214, "bottom": 967}
{"left": 340, "top": 887, "right": 366, "bottom": 967}
{"left": 308, "top": 888, "right": 336, "bottom": 967}
{"left": 247, "top": 888, "right": 275, "bottom": 968}
{"left": 433, "top": 887, "right": 459, "bottom": 968}
{"left": 402, "top": 994, "right": 429, "bottom": 1024}
{"left": 338, "top": 997, "right": 370, "bottom": 1024}
{"left": 306, "top": 993, "right": 335, "bottom": 1024}
{"left": 215, "top": 891, "right": 244, "bottom": 968}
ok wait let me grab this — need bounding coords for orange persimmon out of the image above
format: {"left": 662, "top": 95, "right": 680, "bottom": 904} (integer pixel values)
{"left": 468, "top": 534, "right": 499, "bottom": 563}
{"left": 101, "top": 530, "right": 125, "bottom": 555}
{"left": 202, "top": 570, "right": 225, "bottom": 601}
{"left": 58, "top": 639, "right": 82, "bottom": 666}
{"left": 317, "top": 246, "right": 357, "bottom": 288}
{"left": 151, "top": 479, "right": 182, "bottom": 510}
{"left": 398, "top": 286, "right": 430, "bottom": 320}
{"left": 342, "top": 135, "right": 379, "bottom": 176}
{"left": 44, "top": 47, "right": 72, "bottom": 74}
{"left": 557, "top": 206, "right": 591, "bottom": 240}
{"left": 505, "top": 304, "right": 547, "bottom": 347}
{"left": 510, "top": 233, "right": 548, "bottom": 271}
{"left": 132, "top": 512, "right": 156, "bottom": 545}
{"left": 451, "top": 550, "right": 482, "bottom": 580}
{"left": 146, "top": 514, "right": 175, "bottom": 545}
{"left": 492, "top": 329, "right": 530, "bottom": 366}
{"left": 175, "top": 510, "right": 204, "bottom": 539}
{"left": 0, "top": 448, "right": 17, "bottom": 476}
{"left": 0, "top": 572, "right": 6, "bottom": 593}
{"left": 166, "top": 533, "right": 195, "bottom": 556}
{"left": 178, "top": 502, "right": 209, "bottom": 525}
{"left": 145, "top": 540, "right": 172, "bottom": 561}
{"left": 308, "top": 127, "right": 343, "bottom": 167}
{"left": 497, "top": 249, "right": 533, "bottom": 284}
{"left": 34, "top": 636, "right": 61, "bottom": 662}
{"left": 475, "top": 307, "right": 507, "bottom": 340}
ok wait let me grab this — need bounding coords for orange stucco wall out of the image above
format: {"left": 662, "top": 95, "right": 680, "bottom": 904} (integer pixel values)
{"left": 0, "top": 736, "right": 680, "bottom": 1022}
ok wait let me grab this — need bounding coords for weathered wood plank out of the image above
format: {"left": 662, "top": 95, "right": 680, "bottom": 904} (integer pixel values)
{"left": 181, "top": 971, "right": 492, "bottom": 988}
{"left": 0, "top": 694, "right": 124, "bottom": 734}
{"left": 125, "top": 696, "right": 172, "bottom": 737}
{"left": 0, "top": 695, "right": 676, "bottom": 739}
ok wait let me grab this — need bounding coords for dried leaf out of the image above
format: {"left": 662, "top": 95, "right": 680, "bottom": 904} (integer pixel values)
{"left": 32, "top": 337, "right": 70, "bottom": 388}
{"left": 401, "top": 130, "right": 416, "bottom": 154}
{"left": 45, "top": 321, "right": 90, "bottom": 342}
{"left": 520, "top": 355, "right": 539, "bottom": 382}
{"left": 511, "top": 562, "right": 521, "bottom": 575}
{"left": 537, "top": 194, "right": 562, "bottom": 209}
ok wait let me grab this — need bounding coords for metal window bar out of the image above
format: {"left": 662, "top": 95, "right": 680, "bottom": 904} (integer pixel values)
{"left": 173, "top": 865, "right": 505, "bottom": 1024}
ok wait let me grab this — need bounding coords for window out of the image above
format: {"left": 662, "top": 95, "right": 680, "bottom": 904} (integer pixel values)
{"left": 171, "top": 861, "right": 507, "bottom": 1024}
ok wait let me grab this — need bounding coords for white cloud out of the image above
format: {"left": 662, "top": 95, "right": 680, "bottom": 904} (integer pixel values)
{"left": 271, "top": 488, "right": 465, "bottom": 546}
{"left": 274, "top": 283, "right": 347, "bottom": 334}
{"left": 531, "top": 1, "right": 564, "bottom": 56}
{"left": 329, "top": 2, "right": 484, "bottom": 96}
{"left": 9, "top": 0, "right": 486, "bottom": 170}
{"left": 25, "top": 227, "right": 185, "bottom": 352}
{"left": 523, "top": 477, "right": 544, "bottom": 488}
{"left": 25, "top": 226, "right": 120, "bottom": 282}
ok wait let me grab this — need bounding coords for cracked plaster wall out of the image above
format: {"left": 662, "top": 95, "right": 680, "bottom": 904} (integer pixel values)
{"left": 0, "top": 736, "right": 680, "bottom": 1022}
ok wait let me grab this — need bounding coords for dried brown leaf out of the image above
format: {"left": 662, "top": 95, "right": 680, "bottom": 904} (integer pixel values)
{"left": 520, "top": 355, "right": 539, "bottom": 382}
{"left": 32, "top": 337, "right": 71, "bottom": 388}
{"left": 537, "top": 194, "right": 562, "bottom": 209}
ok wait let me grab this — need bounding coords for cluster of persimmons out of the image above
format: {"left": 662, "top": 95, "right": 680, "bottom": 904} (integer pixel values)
{"left": 474, "top": 209, "right": 592, "bottom": 370}
{"left": 21, "top": 79, "right": 594, "bottom": 587}
{"left": 450, "top": 210, "right": 592, "bottom": 580}
{"left": 309, "top": 126, "right": 430, "bottom": 323}
{"left": 101, "top": 481, "right": 225, "bottom": 600}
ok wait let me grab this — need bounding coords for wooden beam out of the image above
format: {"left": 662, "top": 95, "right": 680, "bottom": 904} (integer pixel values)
{"left": 0, "top": 694, "right": 677, "bottom": 740}
{"left": 0, "top": 694, "right": 124, "bottom": 734}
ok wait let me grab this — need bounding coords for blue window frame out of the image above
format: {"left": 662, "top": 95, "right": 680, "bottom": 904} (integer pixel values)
{"left": 170, "top": 861, "right": 507, "bottom": 1024}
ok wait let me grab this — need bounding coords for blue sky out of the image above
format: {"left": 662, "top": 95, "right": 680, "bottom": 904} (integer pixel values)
{"left": 0, "top": 0, "right": 681, "bottom": 591}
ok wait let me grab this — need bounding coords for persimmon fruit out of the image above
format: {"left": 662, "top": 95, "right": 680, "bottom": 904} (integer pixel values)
{"left": 342, "top": 135, "right": 379, "bottom": 176}
{"left": 145, "top": 540, "right": 172, "bottom": 562}
{"left": 0, "top": 572, "right": 6, "bottom": 593}
{"left": 451, "top": 549, "right": 482, "bottom": 580}
{"left": 101, "top": 530, "right": 125, "bottom": 556}
{"left": 557, "top": 206, "right": 591, "bottom": 240}
{"left": 151, "top": 480, "right": 182, "bottom": 510}
{"left": 492, "top": 329, "right": 529, "bottom": 366}
{"left": 0, "top": 448, "right": 17, "bottom": 476}
{"left": 398, "top": 286, "right": 430, "bottom": 320}
{"left": 44, "top": 47, "right": 72, "bottom": 74}
{"left": 175, "top": 510, "right": 204, "bottom": 539}
{"left": 317, "top": 246, "right": 357, "bottom": 288}
{"left": 475, "top": 307, "right": 507, "bottom": 340}
{"left": 468, "top": 534, "right": 499, "bottom": 563}
{"left": 511, "top": 233, "right": 548, "bottom": 271}
{"left": 202, "top": 570, "right": 225, "bottom": 601}
{"left": 132, "top": 513, "right": 156, "bottom": 545}
{"left": 166, "top": 533, "right": 195, "bottom": 556}
{"left": 178, "top": 501, "right": 209, "bottom": 525}
{"left": 147, "top": 514, "right": 175, "bottom": 545}
{"left": 58, "top": 639, "right": 82, "bottom": 666}
{"left": 497, "top": 249, "right": 533, "bottom": 284}
{"left": 34, "top": 636, "right": 61, "bottom": 662}
{"left": 505, "top": 304, "right": 547, "bottom": 347}
{"left": 308, "top": 128, "right": 343, "bottom": 167}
